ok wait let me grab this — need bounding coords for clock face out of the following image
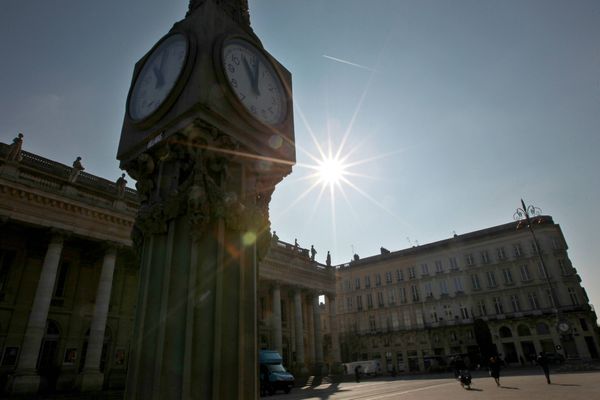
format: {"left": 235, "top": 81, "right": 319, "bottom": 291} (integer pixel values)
{"left": 222, "top": 38, "right": 288, "bottom": 126}
{"left": 128, "top": 33, "right": 188, "bottom": 122}
{"left": 558, "top": 322, "right": 570, "bottom": 332}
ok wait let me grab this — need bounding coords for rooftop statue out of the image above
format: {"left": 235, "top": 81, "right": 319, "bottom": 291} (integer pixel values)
{"left": 6, "top": 133, "right": 24, "bottom": 162}
{"left": 68, "top": 156, "right": 85, "bottom": 183}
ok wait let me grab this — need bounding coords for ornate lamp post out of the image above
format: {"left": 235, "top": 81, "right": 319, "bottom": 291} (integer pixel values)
{"left": 513, "top": 199, "right": 568, "bottom": 357}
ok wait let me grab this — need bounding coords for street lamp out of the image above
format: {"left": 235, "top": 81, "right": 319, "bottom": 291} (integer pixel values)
{"left": 513, "top": 199, "right": 569, "bottom": 357}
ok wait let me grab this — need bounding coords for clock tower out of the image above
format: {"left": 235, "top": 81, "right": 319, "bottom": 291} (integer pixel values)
{"left": 117, "top": 1, "right": 295, "bottom": 399}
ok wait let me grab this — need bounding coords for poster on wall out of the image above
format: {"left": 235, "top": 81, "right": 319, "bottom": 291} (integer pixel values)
{"left": 63, "top": 348, "right": 77, "bottom": 364}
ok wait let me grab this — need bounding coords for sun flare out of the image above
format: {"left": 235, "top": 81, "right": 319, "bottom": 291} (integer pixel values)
{"left": 316, "top": 156, "right": 347, "bottom": 187}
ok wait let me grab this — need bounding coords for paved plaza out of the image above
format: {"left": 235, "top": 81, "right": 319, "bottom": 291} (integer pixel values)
{"left": 266, "top": 370, "right": 600, "bottom": 400}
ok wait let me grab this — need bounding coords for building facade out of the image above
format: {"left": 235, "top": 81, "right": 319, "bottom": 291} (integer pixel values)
{"left": 0, "top": 140, "right": 598, "bottom": 393}
{"left": 334, "top": 220, "right": 600, "bottom": 372}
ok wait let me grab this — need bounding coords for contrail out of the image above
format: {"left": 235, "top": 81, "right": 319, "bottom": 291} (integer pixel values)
{"left": 322, "top": 54, "right": 378, "bottom": 72}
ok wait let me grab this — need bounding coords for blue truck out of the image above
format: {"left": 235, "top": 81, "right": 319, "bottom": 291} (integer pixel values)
{"left": 259, "top": 350, "right": 295, "bottom": 395}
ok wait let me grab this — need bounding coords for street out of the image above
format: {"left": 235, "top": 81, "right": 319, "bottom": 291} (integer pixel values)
{"left": 264, "top": 370, "right": 600, "bottom": 400}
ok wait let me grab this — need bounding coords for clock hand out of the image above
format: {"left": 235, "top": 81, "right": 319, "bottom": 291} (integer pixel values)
{"left": 253, "top": 61, "right": 261, "bottom": 96}
{"left": 152, "top": 65, "right": 164, "bottom": 88}
{"left": 242, "top": 56, "right": 259, "bottom": 95}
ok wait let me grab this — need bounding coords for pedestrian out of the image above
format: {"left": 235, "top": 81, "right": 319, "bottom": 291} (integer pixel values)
{"left": 536, "top": 352, "right": 551, "bottom": 384}
{"left": 489, "top": 356, "right": 501, "bottom": 387}
{"left": 354, "top": 365, "right": 361, "bottom": 383}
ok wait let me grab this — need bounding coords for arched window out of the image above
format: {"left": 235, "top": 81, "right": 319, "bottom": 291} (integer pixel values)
{"left": 517, "top": 324, "right": 531, "bottom": 336}
{"left": 499, "top": 326, "right": 512, "bottom": 338}
{"left": 536, "top": 322, "right": 550, "bottom": 335}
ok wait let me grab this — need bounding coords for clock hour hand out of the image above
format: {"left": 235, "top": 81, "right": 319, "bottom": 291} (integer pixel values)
{"left": 152, "top": 65, "right": 165, "bottom": 88}
{"left": 242, "top": 56, "right": 260, "bottom": 95}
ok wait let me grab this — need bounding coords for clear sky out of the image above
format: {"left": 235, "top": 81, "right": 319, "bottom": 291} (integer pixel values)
{"left": 1, "top": 1, "right": 599, "bottom": 313}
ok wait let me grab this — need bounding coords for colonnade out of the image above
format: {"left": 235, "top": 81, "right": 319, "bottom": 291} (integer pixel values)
{"left": 269, "top": 282, "right": 341, "bottom": 374}
{"left": 10, "top": 233, "right": 118, "bottom": 394}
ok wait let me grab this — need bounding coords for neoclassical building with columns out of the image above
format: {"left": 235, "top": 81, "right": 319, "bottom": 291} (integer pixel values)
{"left": 0, "top": 139, "right": 599, "bottom": 394}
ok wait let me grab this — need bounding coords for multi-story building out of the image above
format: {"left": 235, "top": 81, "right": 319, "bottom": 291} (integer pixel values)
{"left": 0, "top": 139, "right": 598, "bottom": 394}
{"left": 334, "top": 220, "right": 600, "bottom": 372}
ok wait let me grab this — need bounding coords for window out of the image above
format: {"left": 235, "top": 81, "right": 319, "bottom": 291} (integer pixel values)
{"left": 453, "top": 277, "right": 464, "bottom": 292}
{"left": 439, "top": 280, "right": 449, "bottom": 295}
{"left": 527, "top": 292, "right": 538, "bottom": 310}
{"left": 486, "top": 271, "right": 497, "bottom": 287}
{"left": 580, "top": 318, "right": 589, "bottom": 331}
{"left": 537, "top": 322, "right": 550, "bottom": 335}
{"left": 449, "top": 257, "right": 458, "bottom": 271}
{"left": 520, "top": 265, "right": 531, "bottom": 281}
{"left": 465, "top": 254, "right": 474, "bottom": 266}
{"left": 530, "top": 240, "right": 538, "bottom": 255}
{"left": 502, "top": 268, "right": 513, "bottom": 285}
{"left": 471, "top": 274, "right": 481, "bottom": 290}
{"left": 546, "top": 289, "right": 555, "bottom": 308}
{"left": 477, "top": 300, "right": 487, "bottom": 316}
{"left": 346, "top": 296, "right": 353, "bottom": 311}
{"left": 396, "top": 269, "right": 404, "bottom": 282}
{"left": 408, "top": 267, "right": 416, "bottom": 279}
{"left": 367, "top": 293, "right": 374, "bottom": 309}
{"left": 385, "top": 271, "right": 392, "bottom": 283}
{"left": 558, "top": 259, "right": 568, "bottom": 275}
{"left": 421, "top": 263, "right": 429, "bottom": 275}
{"left": 510, "top": 295, "right": 521, "bottom": 312}
{"left": 369, "top": 315, "right": 377, "bottom": 332}
{"left": 460, "top": 304, "right": 469, "bottom": 319}
{"left": 443, "top": 304, "right": 453, "bottom": 319}
{"left": 411, "top": 285, "right": 420, "bottom": 302}
{"left": 481, "top": 250, "right": 490, "bottom": 264}
{"left": 435, "top": 260, "right": 443, "bottom": 274}
{"left": 399, "top": 287, "right": 407, "bottom": 303}
{"left": 552, "top": 238, "right": 561, "bottom": 250}
{"left": 493, "top": 297, "right": 504, "bottom": 314}
{"left": 355, "top": 278, "right": 361, "bottom": 290}
{"left": 377, "top": 291, "right": 384, "bottom": 307}
{"left": 497, "top": 247, "right": 506, "bottom": 261}
{"left": 388, "top": 289, "right": 396, "bottom": 304}
{"left": 356, "top": 295, "right": 363, "bottom": 310}
{"left": 431, "top": 307, "right": 439, "bottom": 322}
{"left": 365, "top": 275, "right": 371, "bottom": 288}
{"left": 375, "top": 274, "right": 382, "bottom": 287}
{"left": 53, "top": 262, "right": 69, "bottom": 298}
{"left": 513, "top": 243, "right": 523, "bottom": 258}
{"left": 537, "top": 262, "right": 550, "bottom": 279}
{"left": 424, "top": 282, "right": 433, "bottom": 298}
{"left": 568, "top": 288, "right": 579, "bottom": 305}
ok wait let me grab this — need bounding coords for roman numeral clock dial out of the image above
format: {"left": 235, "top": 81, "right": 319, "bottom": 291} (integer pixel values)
{"left": 221, "top": 38, "right": 288, "bottom": 126}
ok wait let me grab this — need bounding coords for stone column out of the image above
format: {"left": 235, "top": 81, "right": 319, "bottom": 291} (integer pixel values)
{"left": 293, "top": 290, "right": 306, "bottom": 372}
{"left": 312, "top": 294, "right": 323, "bottom": 375}
{"left": 271, "top": 283, "right": 282, "bottom": 354}
{"left": 328, "top": 294, "right": 342, "bottom": 366}
{"left": 10, "top": 234, "right": 64, "bottom": 394}
{"left": 79, "top": 246, "right": 117, "bottom": 391}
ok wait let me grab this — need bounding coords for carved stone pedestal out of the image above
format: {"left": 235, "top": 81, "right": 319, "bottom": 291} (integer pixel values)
{"left": 124, "top": 128, "right": 284, "bottom": 400}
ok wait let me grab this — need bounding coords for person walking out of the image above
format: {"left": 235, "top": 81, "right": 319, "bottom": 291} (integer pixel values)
{"left": 488, "top": 356, "right": 501, "bottom": 387}
{"left": 536, "top": 352, "right": 551, "bottom": 384}
{"left": 354, "top": 365, "right": 361, "bottom": 383}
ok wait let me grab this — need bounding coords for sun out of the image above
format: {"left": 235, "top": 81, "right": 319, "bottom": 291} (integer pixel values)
{"left": 316, "top": 155, "right": 347, "bottom": 187}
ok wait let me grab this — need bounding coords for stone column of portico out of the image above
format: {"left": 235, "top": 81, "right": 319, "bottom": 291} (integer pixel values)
{"left": 10, "top": 234, "right": 64, "bottom": 394}
{"left": 293, "top": 290, "right": 307, "bottom": 373}
{"left": 272, "top": 283, "right": 282, "bottom": 354}
{"left": 78, "top": 246, "right": 117, "bottom": 391}
{"left": 327, "top": 294, "right": 342, "bottom": 369}
{"left": 312, "top": 294, "right": 324, "bottom": 375}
